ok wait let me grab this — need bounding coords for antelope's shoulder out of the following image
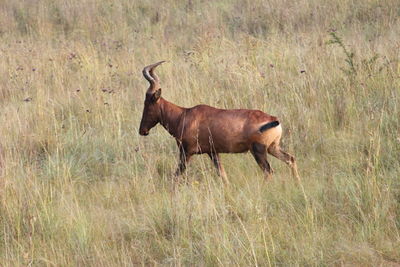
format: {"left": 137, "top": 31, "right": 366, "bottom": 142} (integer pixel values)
{"left": 186, "top": 104, "right": 224, "bottom": 116}
{"left": 189, "top": 104, "right": 221, "bottom": 110}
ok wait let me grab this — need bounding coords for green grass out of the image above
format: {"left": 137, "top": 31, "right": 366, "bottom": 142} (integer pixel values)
{"left": 0, "top": 0, "right": 399, "bottom": 265}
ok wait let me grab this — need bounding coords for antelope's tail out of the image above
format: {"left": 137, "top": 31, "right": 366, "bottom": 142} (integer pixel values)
{"left": 259, "top": 121, "right": 280, "bottom": 132}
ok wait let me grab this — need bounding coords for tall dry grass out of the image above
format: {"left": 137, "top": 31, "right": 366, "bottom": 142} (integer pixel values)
{"left": 0, "top": 0, "right": 399, "bottom": 265}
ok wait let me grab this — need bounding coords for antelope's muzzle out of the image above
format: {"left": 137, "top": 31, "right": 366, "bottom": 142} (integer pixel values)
{"left": 139, "top": 129, "right": 149, "bottom": 136}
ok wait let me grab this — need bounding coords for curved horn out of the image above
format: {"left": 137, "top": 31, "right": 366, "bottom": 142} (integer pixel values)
{"left": 143, "top": 61, "right": 166, "bottom": 94}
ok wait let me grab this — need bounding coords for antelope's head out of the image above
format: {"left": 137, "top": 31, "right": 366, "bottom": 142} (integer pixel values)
{"left": 139, "top": 61, "right": 165, "bottom": 136}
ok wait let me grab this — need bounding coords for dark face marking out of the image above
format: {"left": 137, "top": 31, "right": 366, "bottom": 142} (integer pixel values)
{"left": 139, "top": 89, "right": 161, "bottom": 136}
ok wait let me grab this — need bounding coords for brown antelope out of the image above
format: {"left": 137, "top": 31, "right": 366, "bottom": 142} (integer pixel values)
{"left": 139, "top": 61, "right": 300, "bottom": 183}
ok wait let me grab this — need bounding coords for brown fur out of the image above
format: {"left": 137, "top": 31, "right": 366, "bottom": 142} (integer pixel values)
{"left": 139, "top": 62, "right": 300, "bottom": 182}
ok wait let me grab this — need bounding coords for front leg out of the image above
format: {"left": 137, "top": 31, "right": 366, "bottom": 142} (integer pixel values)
{"left": 174, "top": 144, "right": 192, "bottom": 177}
{"left": 208, "top": 153, "right": 229, "bottom": 184}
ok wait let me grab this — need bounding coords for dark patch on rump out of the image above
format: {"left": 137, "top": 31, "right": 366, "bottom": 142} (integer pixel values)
{"left": 259, "top": 121, "right": 280, "bottom": 132}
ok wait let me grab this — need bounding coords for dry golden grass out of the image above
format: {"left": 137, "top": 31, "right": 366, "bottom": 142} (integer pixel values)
{"left": 0, "top": 0, "right": 399, "bottom": 265}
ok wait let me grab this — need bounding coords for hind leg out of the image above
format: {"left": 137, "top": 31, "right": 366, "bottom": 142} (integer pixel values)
{"left": 250, "top": 143, "right": 274, "bottom": 180}
{"left": 267, "top": 142, "right": 300, "bottom": 181}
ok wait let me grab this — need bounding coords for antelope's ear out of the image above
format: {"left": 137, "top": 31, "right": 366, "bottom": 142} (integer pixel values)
{"left": 151, "top": 88, "right": 162, "bottom": 102}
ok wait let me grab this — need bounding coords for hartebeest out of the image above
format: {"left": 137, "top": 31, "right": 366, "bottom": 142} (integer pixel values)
{"left": 139, "top": 61, "right": 300, "bottom": 182}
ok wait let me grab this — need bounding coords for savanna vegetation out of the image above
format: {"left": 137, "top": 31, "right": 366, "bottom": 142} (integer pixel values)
{"left": 0, "top": 0, "right": 399, "bottom": 265}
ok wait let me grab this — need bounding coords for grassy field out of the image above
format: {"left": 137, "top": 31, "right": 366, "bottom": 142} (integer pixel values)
{"left": 0, "top": 0, "right": 399, "bottom": 265}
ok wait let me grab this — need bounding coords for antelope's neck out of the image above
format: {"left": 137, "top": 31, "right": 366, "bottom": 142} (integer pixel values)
{"left": 159, "top": 98, "right": 186, "bottom": 139}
